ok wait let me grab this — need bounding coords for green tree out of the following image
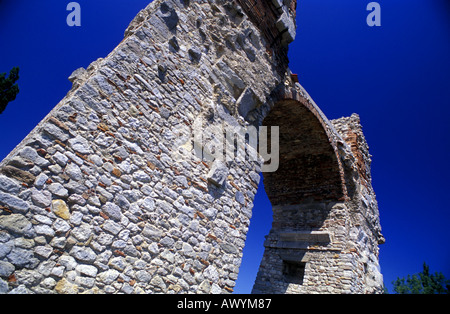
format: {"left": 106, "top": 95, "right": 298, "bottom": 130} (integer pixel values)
{"left": 0, "top": 67, "right": 20, "bottom": 114}
{"left": 392, "top": 262, "right": 450, "bottom": 294}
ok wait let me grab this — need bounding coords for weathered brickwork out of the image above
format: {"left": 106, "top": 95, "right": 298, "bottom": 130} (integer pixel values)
{"left": 0, "top": 0, "right": 383, "bottom": 294}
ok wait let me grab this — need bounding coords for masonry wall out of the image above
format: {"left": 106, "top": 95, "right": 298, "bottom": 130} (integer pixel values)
{"left": 0, "top": 0, "right": 383, "bottom": 294}
{"left": 0, "top": 0, "right": 293, "bottom": 294}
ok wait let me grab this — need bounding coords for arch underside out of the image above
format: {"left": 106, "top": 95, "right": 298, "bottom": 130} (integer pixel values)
{"left": 262, "top": 97, "right": 347, "bottom": 206}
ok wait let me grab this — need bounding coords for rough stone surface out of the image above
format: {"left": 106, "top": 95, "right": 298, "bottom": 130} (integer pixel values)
{"left": 207, "top": 161, "right": 228, "bottom": 187}
{"left": 0, "top": 0, "right": 383, "bottom": 294}
{"left": 0, "top": 214, "right": 34, "bottom": 237}
{"left": 52, "top": 200, "right": 71, "bottom": 220}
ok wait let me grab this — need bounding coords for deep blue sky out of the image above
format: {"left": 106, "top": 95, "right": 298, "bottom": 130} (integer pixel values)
{"left": 0, "top": 0, "right": 449, "bottom": 294}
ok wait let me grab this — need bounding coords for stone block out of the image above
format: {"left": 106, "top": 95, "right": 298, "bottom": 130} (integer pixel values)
{"left": 0, "top": 0, "right": 383, "bottom": 295}
{"left": 31, "top": 189, "right": 52, "bottom": 208}
{"left": 52, "top": 199, "right": 71, "bottom": 220}
{"left": 55, "top": 278, "right": 79, "bottom": 294}
{"left": 0, "top": 260, "right": 15, "bottom": 277}
{"left": 0, "top": 191, "right": 30, "bottom": 213}
{"left": 0, "top": 175, "right": 21, "bottom": 194}
{"left": 276, "top": 11, "right": 296, "bottom": 45}
{"left": 102, "top": 202, "right": 123, "bottom": 222}
{"left": 237, "top": 88, "right": 259, "bottom": 119}
{"left": 0, "top": 166, "right": 36, "bottom": 186}
{"left": 207, "top": 160, "right": 229, "bottom": 187}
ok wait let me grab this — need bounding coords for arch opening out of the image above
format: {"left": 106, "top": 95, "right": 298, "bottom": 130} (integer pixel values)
{"left": 250, "top": 96, "right": 352, "bottom": 294}
{"left": 262, "top": 98, "right": 346, "bottom": 206}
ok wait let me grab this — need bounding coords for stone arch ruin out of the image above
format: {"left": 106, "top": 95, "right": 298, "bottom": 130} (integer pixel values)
{"left": 0, "top": 0, "right": 384, "bottom": 294}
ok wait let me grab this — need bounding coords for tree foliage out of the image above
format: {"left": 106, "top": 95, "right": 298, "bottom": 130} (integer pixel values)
{"left": 392, "top": 262, "right": 450, "bottom": 294}
{"left": 0, "top": 67, "right": 20, "bottom": 114}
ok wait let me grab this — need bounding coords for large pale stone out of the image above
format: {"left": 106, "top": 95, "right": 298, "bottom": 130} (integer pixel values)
{"left": 0, "top": 260, "right": 15, "bottom": 277}
{"left": 75, "top": 264, "right": 98, "bottom": 278}
{"left": 31, "top": 189, "right": 52, "bottom": 208}
{"left": 55, "top": 278, "right": 79, "bottom": 294}
{"left": 48, "top": 183, "right": 69, "bottom": 198}
{"left": 70, "top": 246, "right": 97, "bottom": 263}
{"left": 0, "top": 166, "right": 35, "bottom": 186}
{"left": 52, "top": 199, "right": 71, "bottom": 220}
{"left": 97, "top": 269, "right": 120, "bottom": 285}
{"left": 101, "top": 202, "right": 122, "bottom": 221}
